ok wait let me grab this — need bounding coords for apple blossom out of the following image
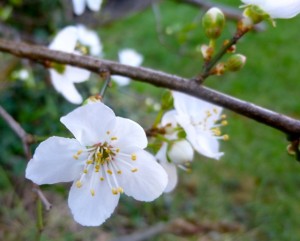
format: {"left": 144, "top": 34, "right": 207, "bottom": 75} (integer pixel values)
{"left": 72, "top": 0, "right": 103, "bottom": 15}
{"left": 48, "top": 26, "right": 101, "bottom": 104}
{"left": 26, "top": 102, "right": 167, "bottom": 226}
{"left": 241, "top": 0, "right": 300, "bottom": 19}
{"left": 112, "top": 49, "right": 143, "bottom": 86}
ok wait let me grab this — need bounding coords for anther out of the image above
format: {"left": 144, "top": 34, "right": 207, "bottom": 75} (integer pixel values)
{"left": 131, "top": 168, "right": 138, "bottom": 173}
{"left": 117, "top": 187, "right": 124, "bottom": 193}
{"left": 100, "top": 177, "right": 104, "bottom": 181}
{"left": 77, "top": 150, "right": 83, "bottom": 155}
{"left": 223, "top": 134, "right": 229, "bottom": 141}
{"left": 131, "top": 154, "right": 137, "bottom": 161}
{"left": 221, "top": 114, "right": 227, "bottom": 119}
{"left": 107, "top": 169, "right": 113, "bottom": 175}
{"left": 116, "top": 148, "right": 120, "bottom": 153}
{"left": 83, "top": 169, "right": 88, "bottom": 174}
{"left": 86, "top": 160, "right": 93, "bottom": 164}
{"left": 90, "top": 189, "right": 95, "bottom": 196}
{"left": 112, "top": 188, "right": 118, "bottom": 195}
{"left": 73, "top": 155, "right": 79, "bottom": 160}
{"left": 111, "top": 136, "right": 118, "bottom": 141}
{"left": 221, "top": 120, "right": 228, "bottom": 126}
{"left": 117, "top": 170, "right": 122, "bottom": 174}
{"left": 106, "top": 131, "right": 110, "bottom": 135}
{"left": 76, "top": 180, "right": 82, "bottom": 188}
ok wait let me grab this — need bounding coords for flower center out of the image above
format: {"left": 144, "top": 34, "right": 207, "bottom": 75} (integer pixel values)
{"left": 72, "top": 132, "right": 139, "bottom": 197}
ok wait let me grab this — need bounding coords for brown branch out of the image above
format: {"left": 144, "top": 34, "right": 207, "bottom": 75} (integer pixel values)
{"left": 0, "top": 104, "right": 52, "bottom": 210}
{"left": 0, "top": 38, "right": 300, "bottom": 136}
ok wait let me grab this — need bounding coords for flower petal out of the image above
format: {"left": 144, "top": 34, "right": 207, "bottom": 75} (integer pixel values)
{"left": 64, "top": 65, "right": 91, "bottom": 83}
{"left": 49, "top": 26, "right": 78, "bottom": 52}
{"left": 109, "top": 117, "right": 148, "bottom": 149}
{"left": 49, "top": 69, "right": 83, "bottom": 104}
{"left": 72, "top": 0, "right": 86, "bottom": 15}
{"left": 77, "top": 25, "right": 102, "bottom": 56}
{"left": 25, "top": 137, "right": 85, "bottom": 185}
{"left": 161, "top": 110, "right": 178, "bottom": 127}
{"left": 156, "top": 143, "right": 178, "bottom": 193}
{"left": 60, "top": 102, "right": 116, "bottom": 146}
{"left": 117, "top": 150, "right": 167, "bottom": 201}
{"left": 112, "top": 75, "right": 131, "bottom": 86}
{"left": 87, "top": 0, "right": 103, "bottom": 12}
{"left": 68, "top": 172, "right": 120, "bottom": 226}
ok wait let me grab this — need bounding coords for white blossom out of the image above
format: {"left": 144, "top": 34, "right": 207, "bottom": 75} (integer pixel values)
{"left": 48, "top": 26, "right": 101, "bottom": 104}
{"left": 171, "top": 91, "right": 226, "bottom": 160}
{"left": 72, "top": 0, "right": 103, "bottom": 15}
{"left": 241, "top": 0, "right": 300, "bottom": 19}
{"left": 26, "top": 102, "right": 167, "bottom": 226}
{"left": 112, "top": 49, "right": 143, "bottom": 86}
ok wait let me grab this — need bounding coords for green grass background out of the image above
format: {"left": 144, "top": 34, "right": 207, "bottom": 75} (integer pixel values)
{"left": 1, "top": 0, "right": 300, "bottom": 240}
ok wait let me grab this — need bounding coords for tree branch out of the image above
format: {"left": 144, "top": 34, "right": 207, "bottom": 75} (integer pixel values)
{"left": 0, "top": 38, "right": 300, "bottom": 136}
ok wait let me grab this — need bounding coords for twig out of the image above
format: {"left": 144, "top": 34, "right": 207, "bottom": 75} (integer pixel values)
{"left": 0, "top": 39, "right": 300, "bottom": 136}
{"left": 32, "top": 185, "right": 52, "bottom": 211}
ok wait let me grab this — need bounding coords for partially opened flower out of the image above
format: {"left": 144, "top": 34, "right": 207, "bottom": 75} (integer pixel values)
{"left": 48, "top": 26, "right": 101, "bottom": 104}
{"left": 156, "top": 110, "right": 194, "bottom": 192}
{"left": 72, "top": 0, "right": 103, "bottom": 15}
{"left": 112, "top": 49, "right": 143, "bottom": 86}
{"left": 26, "top": 102, "right": 167, "bottom": 226}
{"left": 241, "top": 0, "right": 300, "bottom": 19}
{"left": 171, "top": 91, "right": 227, "bottom": 160}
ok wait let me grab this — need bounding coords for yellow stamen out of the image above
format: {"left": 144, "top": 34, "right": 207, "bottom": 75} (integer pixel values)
{"left": 100, "top": 177, "right": 104, "bottom": 181}
{"left": 223, "top": 134, "right": 229, "bottom": 141}
{"left": 73, "top": 155, "right": 79, "bottom": 160}
{"left": 86, "top": 160, "right": 93, "bottom": 164}
{"left": 111, "top": 136, "right": 118, "bottom": 141}
{"left": 221, "top": 114, "right": 227, "bottom": 119}
{"left": 116, "top": 148, "right": 120, "bottom": 153}
{"left": 77, "top": 150, "right": 83, "bottom": 155}
{"left": 131, "top": 168, "right": 138, "bottom": 173}
{"left": 83, "top": 169, "right": 88, "bottom": 174}
{"left": 213, "top": 108, "right": 218, "bottom": 114}
{"left": 131, "top": 153, "right": 137, "bottom": 161}
{"left": 112, "top": 188, "right": 118, "bottom": 195}
{"left": 107, "top": 169, "right": 113, "bottom": 175}
{"left": 90, "top": 189, "right": 95, "bottom": 196}
{"left": 117, "top": 187, "right": 124, "bottom": 194}
{"left": 106, "top": 131, "right": 110, "bottom": 135}
{"left": 221, "top": 120, "right": 228, "bottom": 126}
{"left": 76, "top": 180, "right": 82, "bottom": 188}
{"left": 117, "top": 170, "right": 122, "bottom": 174}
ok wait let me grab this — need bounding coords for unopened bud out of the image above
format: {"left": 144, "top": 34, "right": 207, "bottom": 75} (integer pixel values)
{"left": 168, "top": 140, "right": 194, "bottom": 165}
{"left": 202, "top": 7, "right": 225, "bottom": 39}
{"left": 225, "top": 54, "right": 247, "bottom": 72}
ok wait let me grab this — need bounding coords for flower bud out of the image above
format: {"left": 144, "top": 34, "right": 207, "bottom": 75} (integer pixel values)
{"left": 202, "top": 7, "right": 225, "bottom": 39}
{"left": 225, "top": 54, "right": 247, "bottom": 72}
{"left": 168, "top": 140, "right": 194, "bottom": 165}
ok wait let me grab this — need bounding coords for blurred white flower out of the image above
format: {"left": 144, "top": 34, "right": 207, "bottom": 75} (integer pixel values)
{"left": 26, "top": 102, "right": 167, "bottom": 226}
{"left": 171, "top": 91, "right": 227, "bottom": 160}
{"left": 72, "top": 0, "right": 103, "bottom": 15}
{"left": 112, "top": 49, "right": 143, "bottom": 86}
{"left": 48, "top": 26, "right": 101, "bottom": 104}
{"left": 241, "top": 0, "right": 300, "bottom": 19}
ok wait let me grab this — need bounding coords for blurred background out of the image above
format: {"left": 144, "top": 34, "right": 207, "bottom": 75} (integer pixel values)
{"left": 1, "top": 0, "right": 300, "bottom": 240}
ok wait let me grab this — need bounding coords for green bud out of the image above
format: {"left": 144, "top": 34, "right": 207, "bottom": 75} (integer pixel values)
{"left": 243, "top": 5, "right": 270, "bottom": 25}
{"left": 225, "top": 54, "right": 246, "bottom": 72}
{"left": 202, "top": 7, "right": 225, "bottom": 39}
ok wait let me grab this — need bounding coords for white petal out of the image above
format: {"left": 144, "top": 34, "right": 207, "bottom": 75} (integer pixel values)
{"left": 112, "top": 75, "right": 131, "bottom": 86}
{"left": 60, "top": 102, "right": 116, "bottom": 146}
{"left": 77, "top": 25, "right": 102, "bottom": 56}
{"left": 64, "top": 65, "right": 91, "bottom": 83}
{"left": 118, "top": 49, "right": 143, "bottom": 67}
{"left": 49, "top": 69, "right": 83, "bottom": 104}
{"left": 49, "top": 26, "right": 78, "bottom": 52}
{"left": 169, "top": 140, "right": 194, "bottom": 164}
{"left": 87, "top": 0, "right": 103, "bottom": 12}
{"left": 242, "top": 0, "right": 300, "bottom": 19}
{"left": 68, "top": 172, "right": 119, "bottom": 226}
{"left": 160, "top": 161, "right": 178, "bottom": 193}
{"left": 156, "top": 143, "right": 178, "bottom": 193}
{"left": 117, "top": 150, "right": 168, "bottom": 201}
{"left": 25, "top": 137, "right": 85, "bottom": 185}
{"left": 72, "top": 0, "right": 86, "bottom": 15}
{"left": 182, "top": 121, "right": 223, "bottom": 160}
{"left": 161, "top": 110, "right": 178, "bottom": 127}
{"left": 109, "top": 117, "right": 148, "bottom": 149}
